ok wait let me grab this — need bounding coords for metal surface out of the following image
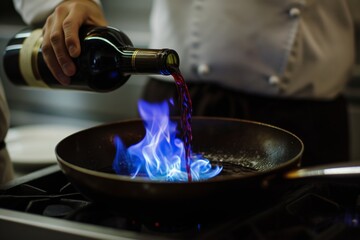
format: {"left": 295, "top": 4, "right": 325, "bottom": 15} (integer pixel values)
{"left": 1, "top": 155, "right": 360, "bottom": 239}
{"left": 0, "top": 165, "right": 168, "bottom": 240}
{"left": 0, "top": 208, "right": 143, "bottom": 240}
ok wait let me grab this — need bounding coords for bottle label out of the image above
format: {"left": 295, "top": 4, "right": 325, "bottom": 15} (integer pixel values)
{"left": 19, "top": 29, "right": 49, "bottom": 88}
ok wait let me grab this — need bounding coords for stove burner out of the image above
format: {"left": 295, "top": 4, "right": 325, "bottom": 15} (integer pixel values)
{"left": 25, "top": 198, "right": 90, "bottom": 218}
{"left": 43, "top": 204, "right": 75, "bottom": 217}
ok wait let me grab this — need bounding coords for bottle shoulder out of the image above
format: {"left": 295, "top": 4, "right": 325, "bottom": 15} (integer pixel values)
{"left": 81, "top": 26, "right": 134, "bottom": 48}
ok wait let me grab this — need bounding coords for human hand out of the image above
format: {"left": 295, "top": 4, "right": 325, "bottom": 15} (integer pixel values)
{"left": 42, "top": 0, "right": 108, "bottom": 85}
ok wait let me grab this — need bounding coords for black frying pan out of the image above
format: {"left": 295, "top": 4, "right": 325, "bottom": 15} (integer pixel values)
{"left": 55, "top": 117, "right": 360, "bottom": 218}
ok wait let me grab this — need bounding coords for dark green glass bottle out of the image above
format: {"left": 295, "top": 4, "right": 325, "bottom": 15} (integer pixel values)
{"left": 3, "top": 26, "right": 179, "bottom": 92}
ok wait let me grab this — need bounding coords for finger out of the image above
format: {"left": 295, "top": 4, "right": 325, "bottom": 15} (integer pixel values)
{"left": 62, "top": 13, "right": 82, "bottom": 58}
{"left": 63, "top": 1, "right": 108, "bottom": 58}
{"left": 49, "top": 7, "right": 76, "bottom": 77}
{"left": 42, "top": 39, "right": 71, "bottom": 85}
{"left": 42, "top": 15, "right": 71, "bottom": 85}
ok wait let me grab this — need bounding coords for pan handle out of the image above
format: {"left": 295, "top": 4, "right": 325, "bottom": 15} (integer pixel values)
{"left": 283, "top": 161, "right": 360, "bottom": 183}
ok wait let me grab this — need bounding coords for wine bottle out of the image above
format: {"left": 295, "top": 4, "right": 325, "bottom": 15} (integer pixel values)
{"left": 2, "top": 26, "right": 180, "bottom": 92}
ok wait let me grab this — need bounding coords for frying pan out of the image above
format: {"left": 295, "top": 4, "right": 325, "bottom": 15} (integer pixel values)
{"left": 55, "top": 117, "right": 360, "bottom": 218}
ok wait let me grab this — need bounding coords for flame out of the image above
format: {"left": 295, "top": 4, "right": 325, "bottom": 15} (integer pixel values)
{"left": 112, "top": 100, "right": 222, "bottom": 182}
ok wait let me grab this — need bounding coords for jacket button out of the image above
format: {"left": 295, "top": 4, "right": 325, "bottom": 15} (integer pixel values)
{"left": 197, "top": 64, "right": 210, "bottom": 76}
{"left": 289, "top": 7, "right": 301, "bottom": 18}
{"left": 268, "top": 75, "right": 281, "bottom": 86}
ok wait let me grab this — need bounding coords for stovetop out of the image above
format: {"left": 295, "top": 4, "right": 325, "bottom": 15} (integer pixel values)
{"left": 1, "top": 164, "right": 360, "bottom": 240}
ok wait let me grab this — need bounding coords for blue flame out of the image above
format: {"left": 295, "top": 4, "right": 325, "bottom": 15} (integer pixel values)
{"left": 112, "top": 100, "right": 222, "bottom": 182}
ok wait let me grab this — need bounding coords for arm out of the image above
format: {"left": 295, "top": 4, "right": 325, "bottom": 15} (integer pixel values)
{"left": 13, "top": 0, "right": 108, "bottom": 85}
{"left": 13, "top": 0, "right": 65, "bottom": 26}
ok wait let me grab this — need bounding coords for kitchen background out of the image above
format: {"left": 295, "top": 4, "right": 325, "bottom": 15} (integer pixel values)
{"left": 0, "top": 0, "right": 359, "bottom": 168}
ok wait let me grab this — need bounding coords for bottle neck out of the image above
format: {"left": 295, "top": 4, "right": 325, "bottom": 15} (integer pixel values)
{"left": 120, "top": 47, "right": 180, "bottom": 75}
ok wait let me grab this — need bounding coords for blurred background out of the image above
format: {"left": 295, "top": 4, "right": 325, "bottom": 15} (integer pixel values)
{"left": 0, "top": 0, "right": 360, "bottom": 167}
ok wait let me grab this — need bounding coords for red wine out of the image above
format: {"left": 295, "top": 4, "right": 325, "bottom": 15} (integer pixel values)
{"left": 3, "top": 26, "right": 179, "bottom": 92}
{"left": 171, "top": 69, "right": 193, "bottom": 182}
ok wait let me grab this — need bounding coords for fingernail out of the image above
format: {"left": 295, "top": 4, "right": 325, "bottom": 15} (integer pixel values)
{"left": 69, "top": 45, "right": 77, "bottom": 57}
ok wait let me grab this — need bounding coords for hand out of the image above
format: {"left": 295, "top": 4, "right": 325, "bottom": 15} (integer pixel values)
{"left": 42, "top": 0, "right": 108, "bottom": 85}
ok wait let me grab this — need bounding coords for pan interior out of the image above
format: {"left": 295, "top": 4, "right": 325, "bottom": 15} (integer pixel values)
{"left": 56, "top": 118, "right": 303, "bottom": 180}
{"left": 190, "top": 118, "right": 303, "bottom": 176}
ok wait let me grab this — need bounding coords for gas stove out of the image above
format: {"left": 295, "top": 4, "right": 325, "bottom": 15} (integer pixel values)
{"left": 1, "top": 164, "right": 360, "bottom": 240}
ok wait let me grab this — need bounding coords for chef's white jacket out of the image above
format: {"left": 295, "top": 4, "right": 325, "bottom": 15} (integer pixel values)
{"left": 149, "top": 0, "right": 355, "bottom": 99}
{"left": 12, "top": 0, "right": 357, "bottom": 99}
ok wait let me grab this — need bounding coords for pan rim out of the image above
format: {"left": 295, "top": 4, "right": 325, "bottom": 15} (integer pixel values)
{"left": 56, "top": 117, "right": 304, "bottom": 185}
